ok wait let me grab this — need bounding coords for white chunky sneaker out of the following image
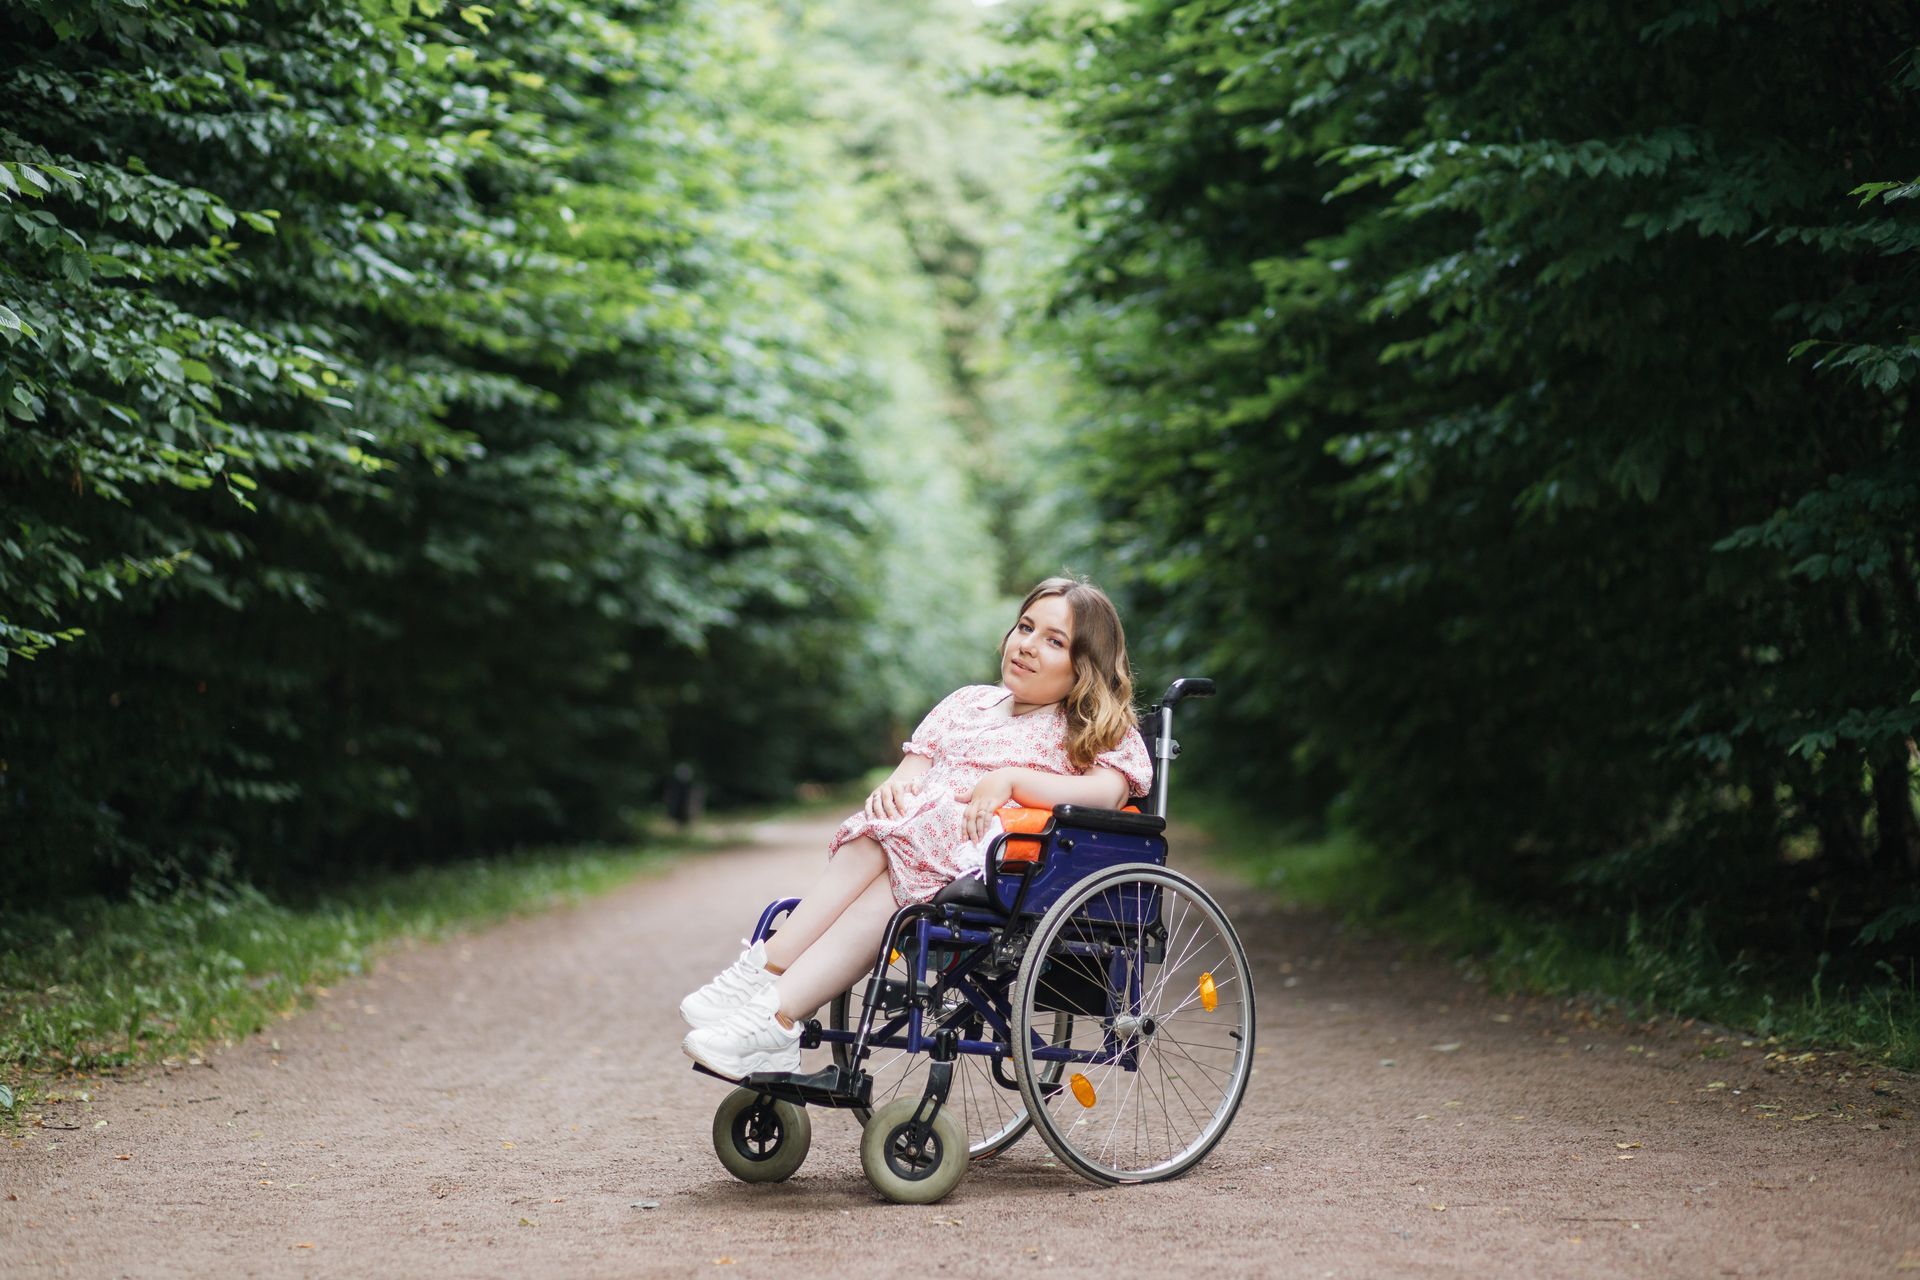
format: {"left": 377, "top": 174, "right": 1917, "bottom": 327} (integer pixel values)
{"left": 681, "top": 985, "right": 802, "bottom": 1079}
{"left": 680, "top": 938, "right": 777, "bottom": 1029}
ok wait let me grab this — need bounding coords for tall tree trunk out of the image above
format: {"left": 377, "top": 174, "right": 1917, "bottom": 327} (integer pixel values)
{"left": 1871, "top": 742, "right": 1920, "bottom": 875}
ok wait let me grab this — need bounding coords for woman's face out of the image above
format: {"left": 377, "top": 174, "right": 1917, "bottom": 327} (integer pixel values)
{"left": 1001, "top": 594, "right": 1076, "bottom": 708}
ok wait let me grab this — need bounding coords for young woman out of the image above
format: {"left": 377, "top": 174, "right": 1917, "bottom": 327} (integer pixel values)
{"left": 679, "top": 576, "right": 1151, "bottom": 1078}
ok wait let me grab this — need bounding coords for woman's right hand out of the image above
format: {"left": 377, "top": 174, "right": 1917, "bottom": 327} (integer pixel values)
{"left": 865, "top": 776, "right": 922, "bottom": 822}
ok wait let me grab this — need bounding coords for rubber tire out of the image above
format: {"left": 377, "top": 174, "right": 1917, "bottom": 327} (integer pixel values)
{"left": 711, "top": 1087, "right": 811, "bottom": 1184}
{"left": 859, "top": 1096, "right": 969, "bottom": 1205}
{"left": 830, "top": 985, "right": 1051, "bottom": 1162}
{"left": 1011, "top": 862, "right": 1255, "bottom": 1186}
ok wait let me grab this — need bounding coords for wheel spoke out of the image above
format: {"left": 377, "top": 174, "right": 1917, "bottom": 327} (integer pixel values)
{"left": 831, "top": 950, "right": 1032, "bottom": 1160}
{"left": 1013, "top": 865, "right": 1254, "bottom": 1184}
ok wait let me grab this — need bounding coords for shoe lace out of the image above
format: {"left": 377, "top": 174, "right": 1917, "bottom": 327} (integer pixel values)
{"left": 707, "top": 939, "right": 766, "bottom": 1000}
{"left": 710, "top": 990, "right": 788, "bottom": 1042}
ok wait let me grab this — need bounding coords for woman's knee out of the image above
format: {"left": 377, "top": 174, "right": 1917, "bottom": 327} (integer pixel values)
{"left": 840, "top": 840, "right": 890, "bottom": 882}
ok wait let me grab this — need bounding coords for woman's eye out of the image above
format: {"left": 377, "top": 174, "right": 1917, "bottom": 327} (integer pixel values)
{"left": 1049, "top": 637, "right": 1064, "bottom": 648}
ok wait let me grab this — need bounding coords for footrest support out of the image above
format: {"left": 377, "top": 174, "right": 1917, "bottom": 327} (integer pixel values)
{"left": 692, "top": 1062, "right": 873, "bottom": 1109}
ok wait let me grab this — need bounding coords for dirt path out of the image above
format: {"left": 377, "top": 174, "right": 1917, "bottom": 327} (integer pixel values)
{"left": 3, "top": 815, "right": 1915, "bottom": 1278}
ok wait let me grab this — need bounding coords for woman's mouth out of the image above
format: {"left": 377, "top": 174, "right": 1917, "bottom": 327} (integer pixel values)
{"left": 1009, "top": 657, "right": 1035, "bottom": 675}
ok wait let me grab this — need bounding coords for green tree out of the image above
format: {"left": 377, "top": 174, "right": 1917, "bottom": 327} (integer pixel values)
{"left": 1028, "top": 0, "right": 1920, "bottom": 953}
{"left": 0, "top": 0, "right": 887, "bottom": 888}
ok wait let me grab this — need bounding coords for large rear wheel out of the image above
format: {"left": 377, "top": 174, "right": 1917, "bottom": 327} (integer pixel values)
{"left": 1011, "top": 863, "right": 1254, "bottom": 1184}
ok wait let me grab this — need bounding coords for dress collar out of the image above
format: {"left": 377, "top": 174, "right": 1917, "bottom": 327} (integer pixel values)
{"left": 974, "top": 684, "right": 1061, "bottom": 716}
{"left": 973, "top": 684, "right": 1014, "bottom": 710}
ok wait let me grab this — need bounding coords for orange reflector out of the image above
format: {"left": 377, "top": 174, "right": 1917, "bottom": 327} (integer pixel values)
{"left": 889, "top": 949, "right": 902, "bottom": 966}
{"left": 1070, "top": 1073, "right": 1096, "bottom": 1108}
{"left": 1199, "top": 971, "right": 1218, "bottom": 1013}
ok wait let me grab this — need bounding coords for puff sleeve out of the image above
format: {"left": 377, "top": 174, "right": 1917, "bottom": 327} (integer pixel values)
{"left": 1093, "top": 725, "right": 1154, "bottom": 798}
{"left": 901, "top": 686, "right": 972, "bottom": 760}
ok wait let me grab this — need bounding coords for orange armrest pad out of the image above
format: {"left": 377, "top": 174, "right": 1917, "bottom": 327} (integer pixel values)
{"left": 996, "top": 803, "right": 1139, "bottom": 863}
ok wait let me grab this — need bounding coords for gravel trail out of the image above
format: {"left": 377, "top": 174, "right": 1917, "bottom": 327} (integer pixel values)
{"left": 3, "top": 813, "right": 1915, "bottom": 1278}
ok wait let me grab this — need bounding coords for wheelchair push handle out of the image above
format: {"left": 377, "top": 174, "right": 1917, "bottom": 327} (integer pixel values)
{"left": 1157, "top": 677, "right": 1215, "bottom": 708}
{"left": 1142, "top": 675, "right": 1215, "bottom": 819}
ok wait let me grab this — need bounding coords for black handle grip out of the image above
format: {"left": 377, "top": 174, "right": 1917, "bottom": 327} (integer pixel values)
{"left": 1159, "top": 677, "right": 1216, "bottom": 707}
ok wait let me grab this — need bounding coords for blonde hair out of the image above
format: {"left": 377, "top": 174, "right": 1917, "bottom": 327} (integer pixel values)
{"left": 1004, "top": 575, "right": 1137, "bottom": 772}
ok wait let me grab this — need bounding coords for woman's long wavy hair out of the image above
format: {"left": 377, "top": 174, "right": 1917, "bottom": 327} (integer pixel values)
{"left": 1004, "top": 576, "right": 1137, "bottom": 772}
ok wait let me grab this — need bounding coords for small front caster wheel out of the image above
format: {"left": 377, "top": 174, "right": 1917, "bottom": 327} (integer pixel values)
{"left": 860, "top": 1097, "right": 968, "bottom": 1204}
{"left": 712, "top": 1087, "right": 811, "bottom": 1183}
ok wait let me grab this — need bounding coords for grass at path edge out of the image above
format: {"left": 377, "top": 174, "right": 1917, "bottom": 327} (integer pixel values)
{"left": 1190, "top": 799, "right": 1920, "bottom": 1072}
{"left": 0, "top": 822, "right": 752, "bottom": 1118}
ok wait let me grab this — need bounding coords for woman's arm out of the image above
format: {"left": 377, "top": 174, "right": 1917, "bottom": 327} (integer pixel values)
{"left": 1005, "top": 766, "right": 1128, "bottom": 810}
{"left": 889, "top": 753, "right": 933, "bottom": 787}
{"left": 958, "top": 765, "right": 1128, "bottom": 841}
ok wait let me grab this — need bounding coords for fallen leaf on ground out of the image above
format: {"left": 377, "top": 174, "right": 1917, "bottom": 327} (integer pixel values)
{"left": 1705, "top": 1082, "right": 1729, "bottom": 1091}
{"left": 631, "top": 1200, "right": 660, "bottom": 1210}
{"left": 291, "top": 1243, "right": 314, "bottom": 1250}
{"left": 115, "top": 1154, "right": 130, "bottom": 1161}
{"left": 502, "top": 1141, "right": 516, "bottom": 1149}
{"left": 1615, "top": 1142, "right": 1641, "bottom": 1149}
{"left": 1431, "top": 1043, "right": 1461, "bottom": 1053}
{"left": 1792, "top": 1114, "right": 1819, "bottom": 1122}
{"left": 712, "top": 1259, "right": 736, "bottom": 1266}
{"left": 1896, "top": 1248, "right": 1920, "bottom": 1271}
{"left": 1430, "top": 1203, "right": 1446, "bottom": 1211}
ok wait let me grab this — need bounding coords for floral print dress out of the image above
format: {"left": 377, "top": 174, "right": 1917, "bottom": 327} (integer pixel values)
{"left": 828, "top": 684, "right": 1154, "bottom": 906}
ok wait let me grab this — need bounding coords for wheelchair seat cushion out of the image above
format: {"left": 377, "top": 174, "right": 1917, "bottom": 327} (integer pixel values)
{"left": 931, "top": 875, "right": 995, "bottom": 909}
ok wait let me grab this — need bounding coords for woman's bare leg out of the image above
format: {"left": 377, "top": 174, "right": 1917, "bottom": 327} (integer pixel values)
{"left": 773, "top": 872, "right": 899, "bottom": 1021}
{"left": 761, "top": 836, "right": 888, "bottom": 971}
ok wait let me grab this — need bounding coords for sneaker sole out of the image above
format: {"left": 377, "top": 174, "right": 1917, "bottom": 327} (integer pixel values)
{"left": 681, "top": 1034, "right": 801, "bottom": 1080}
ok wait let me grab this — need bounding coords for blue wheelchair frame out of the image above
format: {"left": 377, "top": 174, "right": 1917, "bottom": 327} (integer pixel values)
{"left": 748, "top": 805, "right": 1168, "bottom": 1090}
{"left": 693, "top": 677, "right": 1215, "bottom": 1118}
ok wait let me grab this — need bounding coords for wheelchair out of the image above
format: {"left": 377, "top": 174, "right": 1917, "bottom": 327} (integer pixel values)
{"left": 693, "top": 677, "right": 1254, "bottom": 1204}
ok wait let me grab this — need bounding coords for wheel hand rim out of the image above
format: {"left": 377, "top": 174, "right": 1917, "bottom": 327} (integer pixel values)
{"left": 1012, "top": 864, "right": 1255, "bottom": 1184}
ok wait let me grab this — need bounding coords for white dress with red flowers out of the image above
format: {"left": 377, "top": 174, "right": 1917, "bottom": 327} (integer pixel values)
{"left": 827, "top": 684, "right": 1154, "bottom": 906}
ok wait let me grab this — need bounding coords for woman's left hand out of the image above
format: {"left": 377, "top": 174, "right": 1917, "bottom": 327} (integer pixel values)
{"left": 957, "top": 769, "right": 1017, "bottom": 843}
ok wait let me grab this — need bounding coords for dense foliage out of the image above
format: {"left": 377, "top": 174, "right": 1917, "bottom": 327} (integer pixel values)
{"left": 0, "top": 0, "right": 1014, "bottom": 892}
{"left": 1028, "top": 0, "right": 1920, "bottom": 958}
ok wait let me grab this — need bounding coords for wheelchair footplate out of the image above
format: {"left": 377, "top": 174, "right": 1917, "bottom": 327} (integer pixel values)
{"left": 691, "top": 1061, "right": 872, "bottom": 1110}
